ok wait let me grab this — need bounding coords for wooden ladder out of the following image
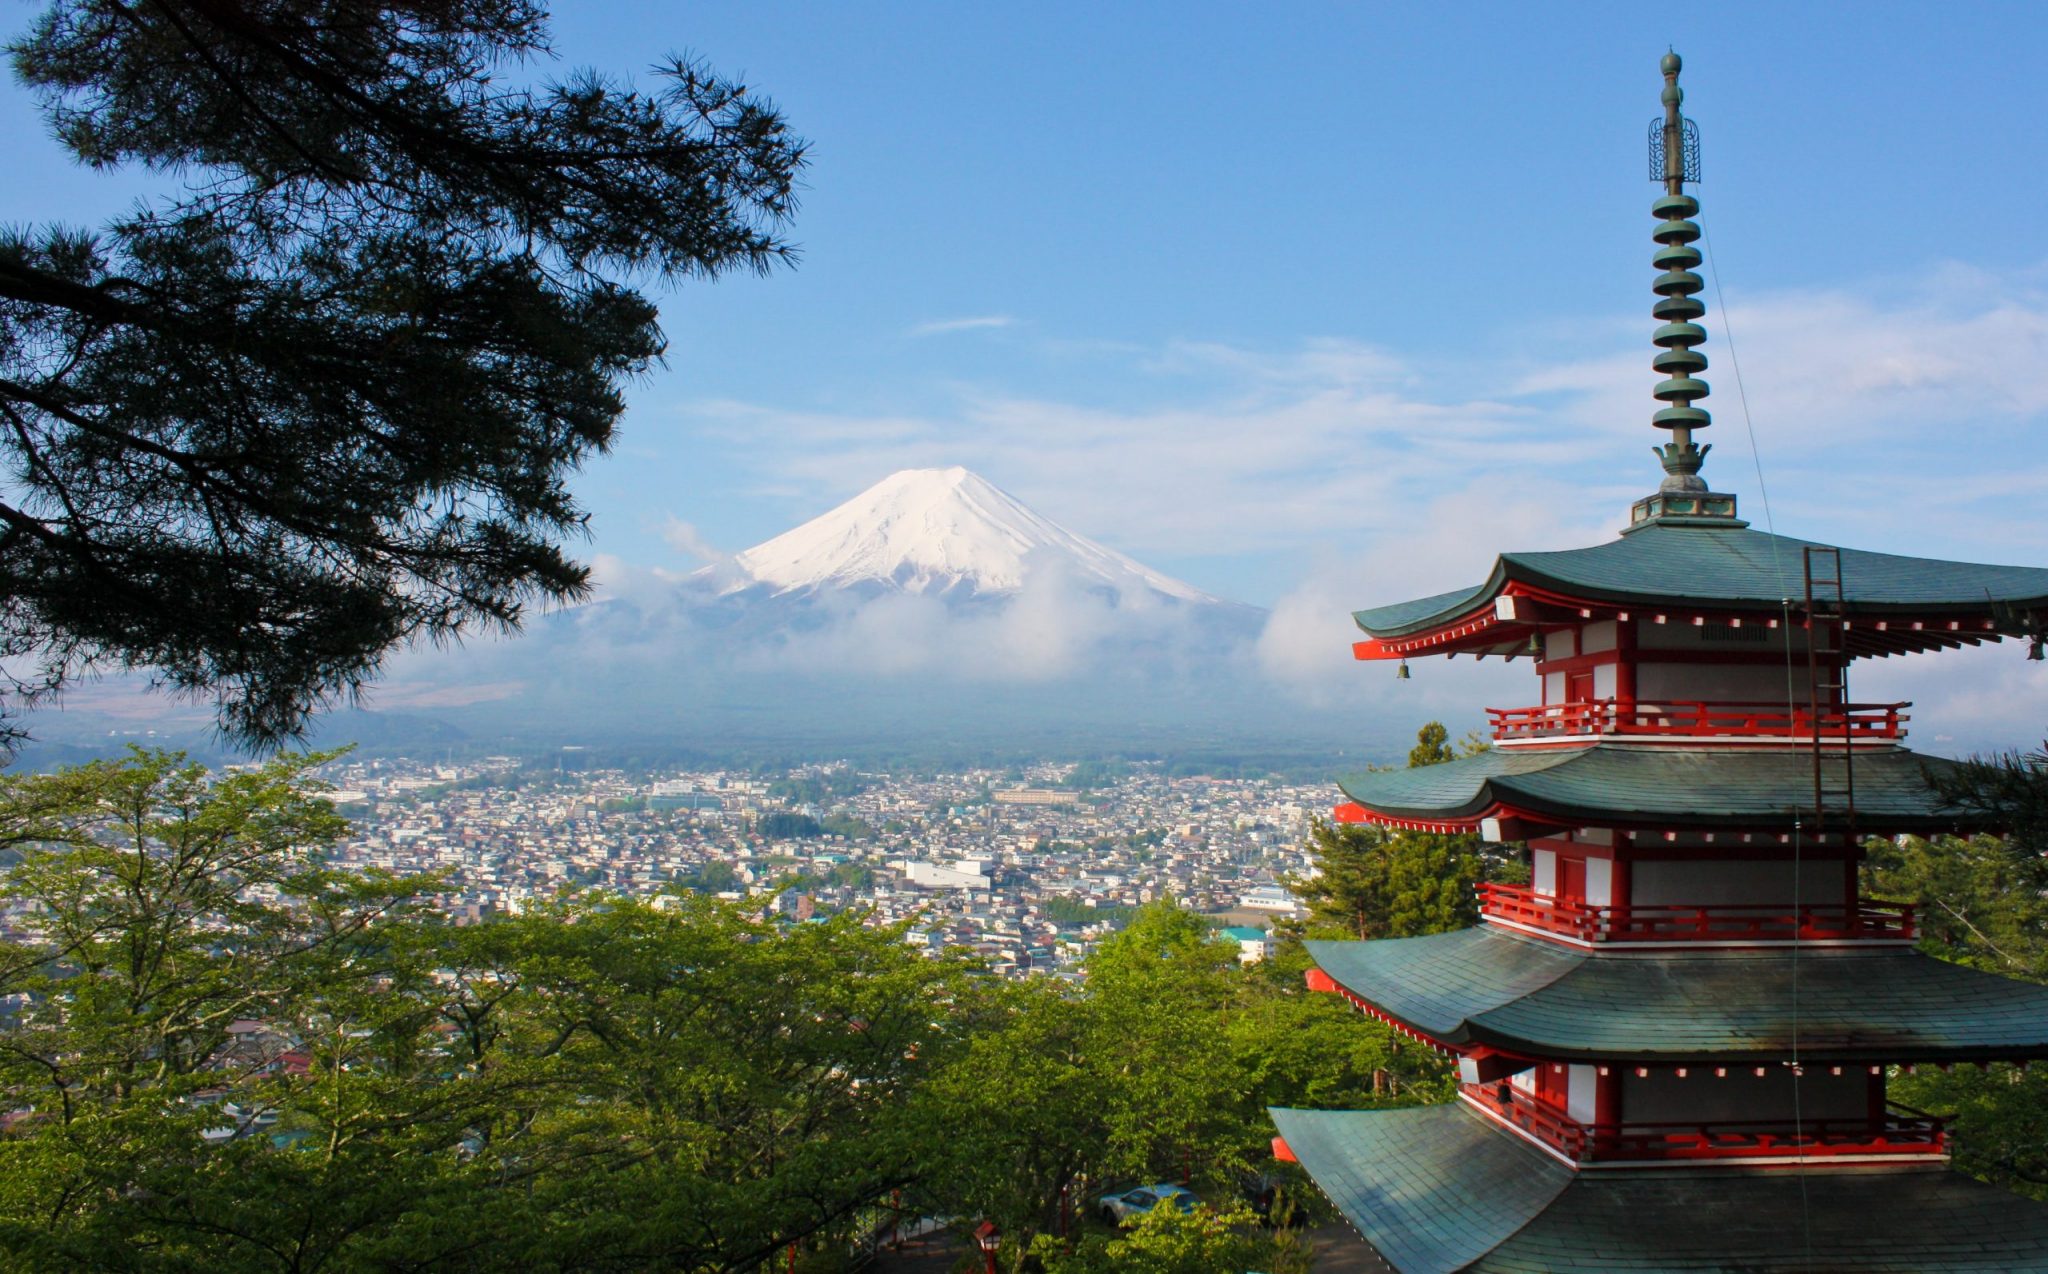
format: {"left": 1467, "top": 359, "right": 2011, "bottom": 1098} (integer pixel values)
{"left": 1802, "top": 546, "right": 1856, "bottom": 839}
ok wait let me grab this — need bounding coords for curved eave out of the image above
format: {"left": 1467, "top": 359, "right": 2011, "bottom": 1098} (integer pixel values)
{"left": 1270, "top": 1103, "right": 2048, "bottom": 1274}
{"left": 1305, "top": 928, "right": 2048, "bottom": 1063}
{"left": 1334, "top": 744, "right": 1980, "bottom": 835}
{"left": 1351, "top": 526, "right": 2048, "bottom": 659}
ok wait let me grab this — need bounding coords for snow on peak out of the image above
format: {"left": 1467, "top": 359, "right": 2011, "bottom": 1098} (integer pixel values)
{"left": 725, "top": 467, "right": 1216, "bottom": 602}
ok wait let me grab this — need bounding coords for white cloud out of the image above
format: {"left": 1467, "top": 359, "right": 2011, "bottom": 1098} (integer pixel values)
{"left": 675, "top": 260, "right": 2048, "bottom": 578}
{"left": 908, "top": 315, "right": 1016, "bottom": 337}
{"left": 657, "top": 516, "right": 728, "bottom": 565}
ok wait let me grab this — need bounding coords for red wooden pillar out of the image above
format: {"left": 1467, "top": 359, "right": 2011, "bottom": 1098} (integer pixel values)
{"left": 1592, "top": 1063, "right": 1622, "bottom": 1154}
{"left": 1614, "top": 616, "right": 1637, "bottom": 716}
{"left": 1609, "top": 841, "right": 1632, "bottom": 935}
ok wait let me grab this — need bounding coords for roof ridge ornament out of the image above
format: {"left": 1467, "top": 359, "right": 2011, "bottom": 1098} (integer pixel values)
{"left": 1629, "top": 51, "right": 1745, "bottom": 533}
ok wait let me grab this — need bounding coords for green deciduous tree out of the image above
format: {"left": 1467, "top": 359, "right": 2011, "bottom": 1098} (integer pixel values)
{"left": 0, "top": 750, "right": 988, "bottom": 1270}
{"left": 0, "top": 747, "right": 448, "bottom": 1270}
{"left": 1030, "top": 1202, "right": 1311, "bottom": 1274}
{"left": 1867, "top": 746, "right": 2048, "bottom": 1203}
{"left": 922, "top": 904, "right": 1452, "bottom": 1263}
{"left": 1, "top": 1, "right": 803, "bottom": 746}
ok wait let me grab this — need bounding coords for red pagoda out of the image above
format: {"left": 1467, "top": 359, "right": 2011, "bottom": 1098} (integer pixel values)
{"left": 1269, "top": 54, "right": 2048, "bottom": 1272}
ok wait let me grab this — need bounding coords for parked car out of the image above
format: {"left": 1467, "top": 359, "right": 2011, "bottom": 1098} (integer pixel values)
{"left": 1096, "top": 1183, "right": 1200, "bottom": 1224}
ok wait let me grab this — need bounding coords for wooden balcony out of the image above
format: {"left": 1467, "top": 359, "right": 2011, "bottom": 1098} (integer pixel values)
{"left": 1465, "top": 1083, "right": 1947, "bottom": 1164}
{"left": 1478, "top": 882, "right": 1916, "bottom": 944}
{"left": 1487, "top": 699, "right": 1908, "bottom": 743}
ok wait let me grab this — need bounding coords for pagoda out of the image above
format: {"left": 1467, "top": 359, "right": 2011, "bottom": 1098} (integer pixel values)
{"left": 1269, "top": 54, "right": 2048, "bottom": 1272}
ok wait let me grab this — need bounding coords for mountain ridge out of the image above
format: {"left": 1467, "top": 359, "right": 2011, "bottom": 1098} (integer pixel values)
{"left": 702, "top": 466, "right": 1224, "bottom": 606}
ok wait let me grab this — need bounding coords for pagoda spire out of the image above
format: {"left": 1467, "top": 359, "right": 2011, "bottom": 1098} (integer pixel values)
{"left": 1630, "top": 51, "right": 1741, "bottom": 529}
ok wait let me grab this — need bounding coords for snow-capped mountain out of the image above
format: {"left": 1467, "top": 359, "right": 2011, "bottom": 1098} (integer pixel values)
{"left": 706, "top": 466, "right": 1220, "bottom": 604}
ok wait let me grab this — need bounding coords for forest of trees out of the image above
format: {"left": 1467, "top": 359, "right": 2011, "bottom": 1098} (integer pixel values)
{"left": 0, "top": 749, "right": 1452, "bottom": 1272}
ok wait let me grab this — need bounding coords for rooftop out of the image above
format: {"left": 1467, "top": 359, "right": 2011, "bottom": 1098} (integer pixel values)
{"left": 1334, "top": 743, "right": 1973, "bottom": 834}
{"left": 1305, "top": 927, "right": 2048, "bottom": 1062}
{"left": 1352, "top": 523, "right": 2048, "bottom": 659}
{"left": 1270, "top": 1103, "right": 2048, "bottom": 1273}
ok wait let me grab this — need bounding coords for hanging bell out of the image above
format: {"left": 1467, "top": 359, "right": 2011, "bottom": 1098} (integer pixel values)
{"left": 1396, "top": 660, "right": 1411, "bottom": 681}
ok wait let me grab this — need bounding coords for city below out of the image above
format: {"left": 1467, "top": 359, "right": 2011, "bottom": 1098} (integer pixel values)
{"left": 310, "top": 753, "right": 1324, "bottom": 974}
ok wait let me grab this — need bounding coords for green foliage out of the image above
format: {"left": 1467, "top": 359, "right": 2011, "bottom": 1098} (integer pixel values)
{"left": 919, "top": 904, "right": 1451, "bottom": 1254}
{"left": 825, "top": 861, "right": 875, "bottom": 890}
{"left": 1059, "top": 760, "right": 1129, "bottom": 790}
{"left": 678, "top": 857, "right": 740, "bottom": 893}
{"left": 1290, "top": 723, "right": 1502, "bottom": 939}
{"left": 1407, "top": 721, "right": 1456, "bottom": 768}
{"left": 1030, "top": 1202, "right": 1312, "bottom": 1274}
{"left": 0, "top": 2, "right": 803, "bottom": 745}
{"left": 1871, "top": 750, "right": 2048, "bottom": 1202}
{"left": 759, "top": 810, "right": 824, "bottom": 839}
{"left": 1292, "top": 818, "right": 1483, "bottom": 940}
{"left": 0, "top": 756, "right": 1451, "bottom": 1268}
{"left": 1865, "top": 832, "right": 2048, "bottom": 979}
{"left": 767, "top": 773, "right": 870, "bottom": 805}
{"left": 0, "top": 751, "right": 980, "bottom": 1270}
{"left": 1866, "top": 823, "right": 2048, "bottom": 1201}
{"left": 817, "top": 812, "right": 874, "bottom": 841}
{"left": 1927, "top": 744, "right": 2048, "bottom": 863}
{"left": 1040, "top": 894, "right": 1131, "bottom": 929}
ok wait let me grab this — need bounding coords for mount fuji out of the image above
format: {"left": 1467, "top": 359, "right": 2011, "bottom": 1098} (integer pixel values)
{"left": 17, "top": 467, "right": 1413, "bottom": 763}
{"left": 697, "top": 466, "right": 1225, "bottom": 607}
{"left": 327, "top": 465, "right": 1279, "bottom": 752}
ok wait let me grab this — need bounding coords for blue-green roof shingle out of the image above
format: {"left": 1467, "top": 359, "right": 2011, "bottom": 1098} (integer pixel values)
{"left": 1354, "top": 523, "right": 2048, "bottom": 638}
{"left": 1307, "top": 928, "right": 2048, "bottom": 1060}
{"left": 1274, "top": 1103, "right": 2048, "bottom": 1272}
{"left": 1336, "top": 744, "right": 1972, "bottom": 830}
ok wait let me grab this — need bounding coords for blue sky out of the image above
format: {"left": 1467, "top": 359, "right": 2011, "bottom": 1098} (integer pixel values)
{"left": 6, "top": 2, "right": 2048, "bottom": 743}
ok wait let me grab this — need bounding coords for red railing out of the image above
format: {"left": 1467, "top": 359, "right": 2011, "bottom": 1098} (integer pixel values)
{"left": 1466, "top": 1084, "right": 1947, "bottom": 1162}
{"left": 1487, "top": 699, "right": 1908, "bottom": 742}
{"left": 1478, "top": 882, "right": 1916, "bottom": 943}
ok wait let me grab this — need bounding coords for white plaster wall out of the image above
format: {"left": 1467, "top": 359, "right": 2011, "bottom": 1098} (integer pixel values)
{"left": 1582, "top": 621, "right": 1618, "bottom": 653}
{"left": 1585, "top": 857, "right": 1612, "bottom": 907}
{"left": 1593, "top": 663, "right": 1618, "bottom": 698}
{"left": 1533, "top": 848, "right": 1557, "bottom": 897}
{"left": 1567, "top": 1064, "right": 1598, "bottom": 1125}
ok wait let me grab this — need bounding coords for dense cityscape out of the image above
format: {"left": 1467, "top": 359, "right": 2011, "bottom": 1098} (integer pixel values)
{"left": 312, "top": 753, "right": 1322, "bottom": 976}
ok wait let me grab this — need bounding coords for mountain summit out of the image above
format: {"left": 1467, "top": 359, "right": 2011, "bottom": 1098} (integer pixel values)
{"left": 716, "top": 467, "right": 1218, "bottom": 603}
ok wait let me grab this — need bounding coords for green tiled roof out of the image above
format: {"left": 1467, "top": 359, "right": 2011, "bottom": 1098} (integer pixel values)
{"left": 1336, "top": 744, "right": 1972, "bottom": 831}
{"left": 1306, "top": 928, "right": 2048, "bottom": 1061}
{"left": 1354, "top": 523, "right": 2048, "bottom": 638}
{"left": 1273, "top": 1103, "right": 2048, "bottom": 1272}
{"left": 1269, "top": 1105, "right": 1570, "bottom": 1272}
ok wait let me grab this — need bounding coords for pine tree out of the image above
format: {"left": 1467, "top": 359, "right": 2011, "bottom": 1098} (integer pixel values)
{"left": 0, "top": 1, "right": 804, "bottom": 746}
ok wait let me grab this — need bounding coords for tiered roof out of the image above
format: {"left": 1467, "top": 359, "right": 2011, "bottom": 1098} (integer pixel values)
{"left": 1352, "top": 524, "right": 2048, "bottom": 661}
{"left": 1307, "top": 930, "right": 2048, "bottom": 1062}
{"left": 1334, "top": 744, "right": 1972, "bottom": 832}
{"left": 1270, "top": 1105, "right": 2048, "bottom": 1272}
